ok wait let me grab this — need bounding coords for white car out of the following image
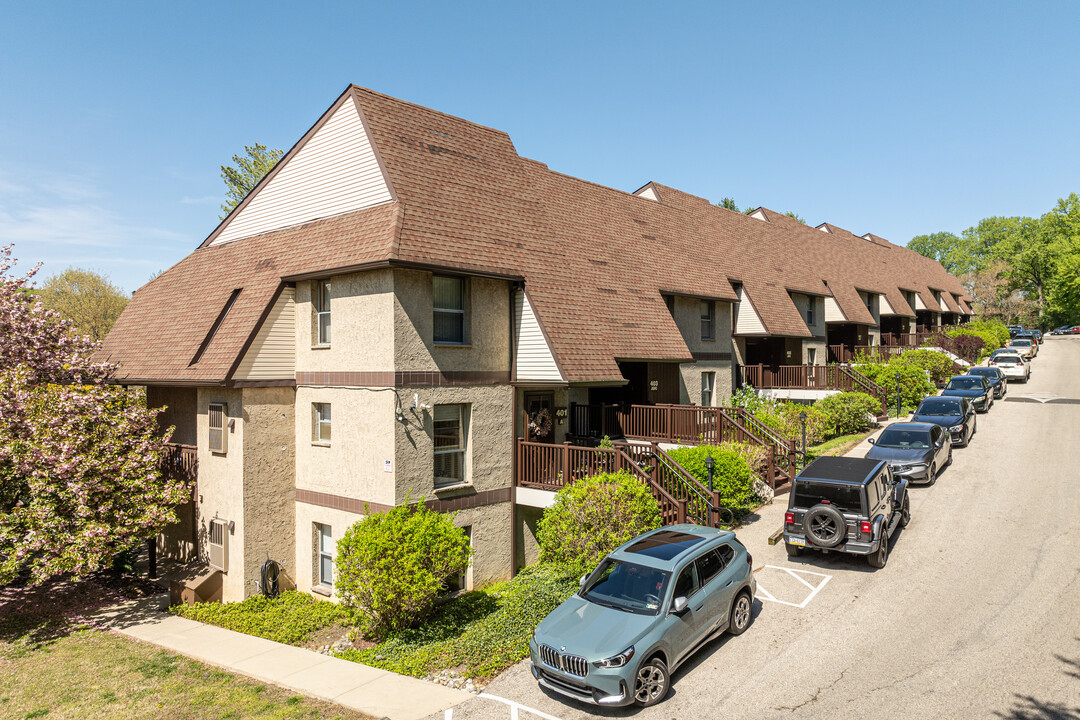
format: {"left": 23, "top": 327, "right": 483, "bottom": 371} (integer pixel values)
{"left": 988, "top": 353, "right": 1030, "bottom": 382}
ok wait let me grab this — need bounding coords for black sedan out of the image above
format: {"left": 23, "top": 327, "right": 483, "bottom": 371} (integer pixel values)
{"left": 966, "top": 366, "right": 1007, "bottom": 399}
{"left": 911, "top": 395, "right": 976, "bottom": 447}
{"left": 942, "top": 375, "right": 994, "bottom": 413}
{"left": 865, "top": 422, "right": 952, "bottom": 486}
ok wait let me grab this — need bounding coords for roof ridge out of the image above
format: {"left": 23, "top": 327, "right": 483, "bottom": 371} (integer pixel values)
{"left": 349, "top": 84, "right": 514, "bottom": 140}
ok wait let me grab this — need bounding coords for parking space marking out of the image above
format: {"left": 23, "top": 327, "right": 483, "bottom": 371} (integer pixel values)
{"left": 756, "top": 565, "right": 832, "bottom": 608}
{"left": 477, "top": 692, "right": 566, "bottom": 720}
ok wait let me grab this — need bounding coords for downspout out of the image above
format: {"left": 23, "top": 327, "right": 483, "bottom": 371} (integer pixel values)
{"left": 508, "top": 282, "right": 520, "bottom": 578}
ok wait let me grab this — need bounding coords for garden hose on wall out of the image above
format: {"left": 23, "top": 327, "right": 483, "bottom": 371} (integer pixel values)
{"left": 261, "top": 558, "right": 281, "bottom": 598}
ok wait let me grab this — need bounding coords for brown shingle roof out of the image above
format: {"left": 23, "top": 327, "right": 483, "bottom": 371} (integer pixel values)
{"left": 102, "top": 85, "right": 972, "bottom": 385}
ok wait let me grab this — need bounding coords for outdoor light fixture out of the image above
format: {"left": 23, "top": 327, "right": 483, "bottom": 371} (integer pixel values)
{"left": 704, "top": 454, "right": 715, "bottom": 492}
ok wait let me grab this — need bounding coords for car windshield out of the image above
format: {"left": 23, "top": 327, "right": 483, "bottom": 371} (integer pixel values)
{"left": 875, "top": 428, "right": 932, "bottom": 449}
{"left": 916, "top": 398, "right": 962, "bottom": 416}
{"left": 946, "top": 378, "right": 983, "bottom": 391}
{"left": 581, "top": 559, "right": 670, "bottom": 615}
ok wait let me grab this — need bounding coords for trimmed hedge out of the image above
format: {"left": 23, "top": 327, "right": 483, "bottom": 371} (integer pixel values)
{"left": 168, "top": 591, "right": 350, "bottom": 645}
{"left": 851, "top": 362, "right": 936, "bottom": 410}
{"left": 892, "top": 349, "right": 958, "bottom": 386}
{"left": 536, "top": 471, "right": 662, "bottom": 579}
{"left": 335, "top": 502, "right": 472, "bottom": 639}
{"left": 666, "top": 444, "right": 760, "bottom": 517}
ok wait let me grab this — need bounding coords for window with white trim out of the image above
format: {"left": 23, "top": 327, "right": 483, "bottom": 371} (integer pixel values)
{"left": 701, "top": 372, "right": 715, "bottom": 406}
{"left": 315, "top": 280, "right": 331, "bottom": 345}
{"left": 433, "top": 276, "right": 466, "bottom": 344}
{"left": 312, "top": 403, "right": 331, "bottom": 443}
{"left": 316, "top": 523, "right": 334, "bottom": 589}
{"left": 434, "top": 404, "right": 468, "bottom": 486}
{"left": 700, "top": 300, "right": 715, "bottom": 340}
{"left": 208, "top": 403, "right": 227, "bottom": 454}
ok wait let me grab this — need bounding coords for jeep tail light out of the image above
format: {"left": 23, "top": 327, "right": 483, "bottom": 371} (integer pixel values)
{"left": 860, "top": 521, "right": 872, "bottom": 535}
{"left": 785, "top": 512, "right": 795, "bottom": 526}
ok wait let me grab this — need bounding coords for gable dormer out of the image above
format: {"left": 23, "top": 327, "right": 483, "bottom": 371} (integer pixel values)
{"left": 205, "top": 89, "right": 395, "bottom": 247}
{"left": 633, "top": 183, "right": 661, "bottom": 202}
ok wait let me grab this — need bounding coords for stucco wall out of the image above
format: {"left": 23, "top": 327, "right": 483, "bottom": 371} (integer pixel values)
{"left": 678, "top": 360, "right": 733, "bottom": 406}
{"left": 791, "top": 294, "right": 826, "bottom": 342}
{"left": 802, "top": 338, "right": 828, "bottom": 365}
{"left": 395, "top": 385, "right": 513, "bottom": 503}
{"left": 453, "top": 502, "right": 513, "bottom": 587}
{"left": 670, "top": 296, "right": 734, "bottom": 354}
{"left": 295, "top": 269, "right": 395, "bottom": 373}
{"left": 295, "top": 386, "right": 398, "bottom": 506}
{"left": 516, "top": 505, "right": 543, "bottom": 570}
{"left": 196, "top": 388, "right": 246, "bottom": 601}
{"left": 293, "top": 503, "right": 364, "bottom": 599}
{"left": 394, "top": 269, "right": 510, "bottom": 373}
{"left": 242, "top": 387, "right": 297, "bottom": 596}
{"left": 148, "top": 386, "right": 198, "bottom": 446}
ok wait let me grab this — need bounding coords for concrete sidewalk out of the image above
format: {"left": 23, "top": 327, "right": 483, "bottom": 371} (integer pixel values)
{"left": 89, "top": 597, "right": 472, "bottom": 720}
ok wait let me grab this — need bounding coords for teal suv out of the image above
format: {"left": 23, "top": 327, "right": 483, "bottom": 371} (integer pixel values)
{"left": 528, "top": 525, "right": 756, "bottom": 707}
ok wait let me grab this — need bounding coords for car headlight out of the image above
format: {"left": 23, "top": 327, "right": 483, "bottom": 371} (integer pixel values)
{"left": 949, "top": 425, "right": 963, "bottom": 432}
{"left": 594, "top": 646, "right": 635, "bottom": 669}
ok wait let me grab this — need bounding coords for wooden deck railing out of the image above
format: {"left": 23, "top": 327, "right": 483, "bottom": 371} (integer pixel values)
{"left": 161, "top": 443, "right": 197, "bottom": 488}
{"left": 567, "top": 403, "right": 787, "bottom": 491}
{"left": 741, "top": 364, "right": 888, "bottom": 418}
{"left": 515, "top": 440, "right": 690, "bottom": 525}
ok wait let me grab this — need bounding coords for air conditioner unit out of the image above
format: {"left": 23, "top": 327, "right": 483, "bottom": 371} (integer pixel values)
{"left": 208, "top": 518, "right": 229, "bottom": 572}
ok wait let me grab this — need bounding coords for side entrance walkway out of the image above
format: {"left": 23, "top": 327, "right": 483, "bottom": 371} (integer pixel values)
{"left": 88, "top": 597, "right": 472, "bottom": 720}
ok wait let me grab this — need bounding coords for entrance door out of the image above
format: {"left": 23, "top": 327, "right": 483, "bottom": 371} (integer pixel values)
{"left": 524, "top": 392, "right": 555, "bottom": 443}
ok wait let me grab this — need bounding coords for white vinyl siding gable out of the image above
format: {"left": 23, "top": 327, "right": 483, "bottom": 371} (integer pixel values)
{"left": 210, "top": 98, "right": 393, "bottom": 246}
{"left": 733, "top": 287, "right": 766, "bottom": 335}
{"left": 635, "top": 185, "right": 660, "bottom": 201}
{"left": 914, "top": 293, "right": 928, "bottom": 311}
{"left": 824, "top": 296, "right": 846, "bottom": 323}
{"left": 879, "top": 295, "right": 897, "bottom": 315}
{"left": 233, "top": 288, "right": 296, "bottom": 380}
{"left": 513, "top": 290, "right": 564, "bottom": 382}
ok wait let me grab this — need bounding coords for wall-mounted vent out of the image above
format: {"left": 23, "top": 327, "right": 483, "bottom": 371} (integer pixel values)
{"left": 208, "top": 518, "right": 229, "bottom": 572}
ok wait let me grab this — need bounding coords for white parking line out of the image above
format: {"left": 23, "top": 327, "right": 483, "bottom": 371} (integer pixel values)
{"left": 478, "top": 692, "right": 566, "bottom": 720}
{"left": 756, "top": 565, "right": 832, "bottom": 608}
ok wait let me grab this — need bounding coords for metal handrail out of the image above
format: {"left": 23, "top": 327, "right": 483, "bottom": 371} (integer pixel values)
{"left": 648, "top": 443, "right": 734, "bottom": 527}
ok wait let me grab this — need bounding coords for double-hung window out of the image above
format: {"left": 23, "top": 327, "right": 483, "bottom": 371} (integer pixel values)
{"left": 434, "top": 404, "right": 467, "bottom": 486}
{"left": 700, "top": 300, "right": 714, "bottom": 341}
{"left": 312, "top": 403, "right": 331, "bottom": 443}
{"left": 315, "top": 280, "right": 331, "bottom": 345}
{"left": 701, "top": 372, "right": 715, "bottom": 406}
{"left": 806, "top": 299, "right": 815, "bottom": 326}
{"left": 433, "top": 276, "right": 466, "bottom": 344}
{"left": 316, "top": 524, "right": 334, "bottom": 589}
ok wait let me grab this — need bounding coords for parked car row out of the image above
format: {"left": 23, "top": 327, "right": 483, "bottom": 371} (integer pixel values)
{"left": 1049, "top": 324, "right": 1080, "bottom": 335}
{"left": 527, "top": 340, "right": 1036, "bottom": 709}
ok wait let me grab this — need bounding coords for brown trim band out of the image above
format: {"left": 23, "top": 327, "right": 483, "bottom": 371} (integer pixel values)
{"left": 296, "top": 370, "right": 510, "bottom": 387}
{"left": 691, "top": 352, "right": 733, "bottom": 361}
{"left": 296, "top": 487, "right": 511, "bottom": 514}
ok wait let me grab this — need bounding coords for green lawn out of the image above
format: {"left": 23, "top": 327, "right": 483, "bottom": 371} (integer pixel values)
{"left": 0, "top": 575, "right": 372, "bottom": 720}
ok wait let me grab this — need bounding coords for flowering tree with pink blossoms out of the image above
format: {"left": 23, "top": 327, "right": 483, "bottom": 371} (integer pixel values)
{"left": 0, "top": 245, "right": 190, "bottom": 585}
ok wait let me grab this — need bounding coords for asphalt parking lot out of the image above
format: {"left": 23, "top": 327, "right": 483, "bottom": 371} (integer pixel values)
{"left": 431, "top": 337, "right": 1080, "bottom": 720}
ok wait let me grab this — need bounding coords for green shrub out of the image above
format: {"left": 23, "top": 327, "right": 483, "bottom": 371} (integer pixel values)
{"left": 341, "top": 563, "right": 578, "bottom": 681}
{"left": 962, "top": 319, "right": 1010, "bottom": 348}
{"left": 814, "top": 392, "right": 881, "bottom": 436}
{"left": 168, "top": 591, "right": 350, "bottom": 645}
{"left": 335, "top": 503, "right": 472, "bottom": 639}
{"left": 892, "top": 349, "right": 957, "bottom": 386}
{"left": 666, "top": 445, "right": 760, "bottom": 516}
{"left": 852, "top": 362, "right": 935, "bottom": 411}
{"left": 536, "top": 471, "right": 662, "bottom": 579}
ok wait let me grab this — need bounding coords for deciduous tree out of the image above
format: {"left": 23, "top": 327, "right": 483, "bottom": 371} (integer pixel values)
{"left": 38, "top": 267, "right": 128, "bottom": 342}
{"left": 0, "top": 245, "right": 189, "bottom": 585}
{"left": 220, "top": 143, "right": 284, "bottom": 219}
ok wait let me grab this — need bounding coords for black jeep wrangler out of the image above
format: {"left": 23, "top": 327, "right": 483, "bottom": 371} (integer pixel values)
{"left": 783, "top": 457, "right": 910, "bottom": 569}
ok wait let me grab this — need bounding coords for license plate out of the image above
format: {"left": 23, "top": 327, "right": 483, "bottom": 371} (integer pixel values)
{"left": 788, "top": 537, "right": 807, "bottom": 546}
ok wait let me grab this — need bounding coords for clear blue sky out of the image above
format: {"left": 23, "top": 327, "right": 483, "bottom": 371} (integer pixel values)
{"left": 2, "top": 1, "right": 1078, "bottom": 292}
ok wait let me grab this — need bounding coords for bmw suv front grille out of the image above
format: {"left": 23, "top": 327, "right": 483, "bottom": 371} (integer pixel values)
{"left": 539, "top": 644, "right": 589, "bottom": 677}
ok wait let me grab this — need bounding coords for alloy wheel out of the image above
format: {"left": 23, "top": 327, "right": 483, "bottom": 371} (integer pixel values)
{"left": 733, "top": 595, "right": 751, "bottom": 630}
{"left": 634, "top": 664, "right": 667, "bottom": 703}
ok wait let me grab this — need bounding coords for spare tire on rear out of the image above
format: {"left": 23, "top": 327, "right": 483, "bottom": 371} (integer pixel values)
{"left": 803, "top": 504, "right": 847, "bottom": 548}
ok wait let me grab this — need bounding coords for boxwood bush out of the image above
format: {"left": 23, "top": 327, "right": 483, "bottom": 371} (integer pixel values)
{"left": 814, "top": 392, "right": 881, "bottom": 436}
{"left": 335, "top": 502, "right": 472, "bottom": 639}
{"left": 536, "top": 471, "right": 662, "bottom": 579}
{"left": 665, "top": 444, "right": 761, "bottom": 517}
